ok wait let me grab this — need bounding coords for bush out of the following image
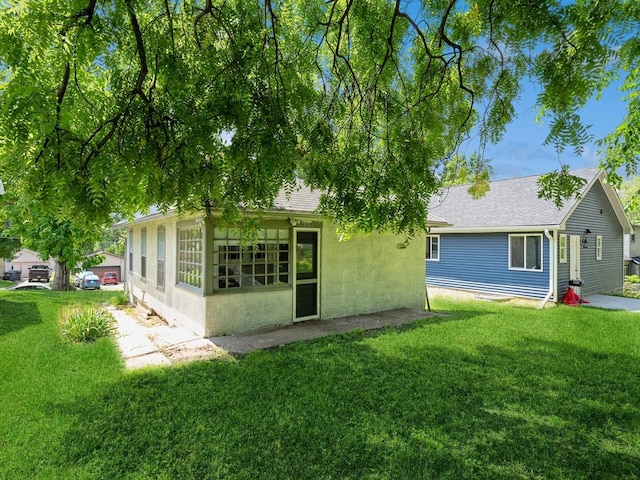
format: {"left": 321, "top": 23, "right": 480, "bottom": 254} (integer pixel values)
{"left": 59, "top": 306, "right": 116, "bottom": 343}
{"left": 625, "top": 275, "right": 640, "bottom": 284}
{"left": 109, "top": 292, "right": 129, "bottom": 306}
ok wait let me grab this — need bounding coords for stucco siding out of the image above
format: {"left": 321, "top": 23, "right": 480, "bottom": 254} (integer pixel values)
{"left": 426, "top": 233, "right": 551, "bottom": 299}
{"left": 559, "top": 181, "right": 624, "bottom": 297}
{"left": 127, "top": 215, "right": 207, "bottom": 337}
{"left": 320, "top": 225, "right": 426, "bottom": 318}
{"left": 126, "top": 215, "right": 426, "bottom": 337}
{"left": 206, "top": 288, "right": 293, "bottom": 335}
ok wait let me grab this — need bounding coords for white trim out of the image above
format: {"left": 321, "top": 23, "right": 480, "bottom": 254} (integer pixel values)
{"left": 426, "top": 234, "right": 440, "bottom": 261}
{"left": 559, "top": 234, "right": 567, "bottom": 263}
{"left": 508, "top": 233, "right": 544, "bottom": 272}
{"left": 596, "top": 235, "right": 603, "bottom": 260}
{"left": 431, "top": 225, "right": 560, "bottom": 234}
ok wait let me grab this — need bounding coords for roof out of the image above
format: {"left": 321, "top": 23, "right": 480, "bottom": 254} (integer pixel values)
{"left": 125, "top": 179, "right": 451, "bottom": 227}
{"left": 429, "top": 167, "right": 632, "bottom": 233}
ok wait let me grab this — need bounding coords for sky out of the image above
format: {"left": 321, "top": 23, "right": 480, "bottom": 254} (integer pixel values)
{"left": 481, "top": 81, "right": 629, "bottom": 180}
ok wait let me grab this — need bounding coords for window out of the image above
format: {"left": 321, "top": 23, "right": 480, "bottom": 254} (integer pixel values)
{"left": 157, "top": 226, "right": 165, "bottom": 290}
{"left": 596, "top": 235, "right": 603, "bottom": 260}
{"left": 509, "top": 234, "right": 542, "bottom": 271}
{"left": 426, "top": 235, "right": 440, "bottom": 261}
{"left": 559, "top": 234, "right": 567, "bottom": 263}
{"left": 140, "top": 227, "right": 147, "bottom": 280}
{"left": 128, "top": 230, "right": 134, "bottom": 273}
{"left": 213, "top": 227, "right": 289, "bottom": 290}
{"left": 178, "top": 226, "right": 203, "bottom": 288}
{"left": 632, "top": 233, "right": 636, "bottom": 243}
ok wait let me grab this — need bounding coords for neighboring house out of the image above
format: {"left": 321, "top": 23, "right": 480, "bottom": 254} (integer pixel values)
{"left": 426, "top": 167, "right": 632, "bottom": 304}
{"left": 85, "top": 251, "right": 126, "bottom": 282}
{"left": 3, "top": 249, "right": 54, "bottom": 280}
{"left": 623, "top": 223, "right": 640, "bottom": 276}
{"left": 124, "top": 183, "right": 448, "bottom": 337}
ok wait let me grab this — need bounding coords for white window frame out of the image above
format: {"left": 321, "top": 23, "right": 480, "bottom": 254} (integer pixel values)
{"left": 213, "top": 227, "right": 290, "bottom": 290}
{"left": 140, "top": 227, "right": 147, "bottom": 280}
{"left": 128, "top": 229, "right": 134, "bottom": 273}
{"left": 426, "top": 235, "right": 440, "bottom": 261}
{"left": 177, "top": 225, "right": 203, "bottom": 289}
{"left": 509, "top": 234, "right": 543, "bottom": 272}
{"left": 559, "top": 234, "right": 567, "bottom": 264}
{"left": 157, "top": 226, "right": 166, "bottom": 290}
{"left": 596, "top": 235, "right": 603, "bottom": 260}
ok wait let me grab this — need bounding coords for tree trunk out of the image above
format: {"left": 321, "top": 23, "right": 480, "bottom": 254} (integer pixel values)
{"left": 52, "top": 259, "right": 74, "bottom": 291}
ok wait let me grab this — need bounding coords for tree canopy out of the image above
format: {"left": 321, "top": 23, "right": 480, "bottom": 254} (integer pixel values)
{"left": 0, "top": 0, "right": 639, "bottom": 237}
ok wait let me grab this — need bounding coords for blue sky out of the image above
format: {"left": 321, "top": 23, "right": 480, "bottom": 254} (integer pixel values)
{"left": 482, "top": 81, "right": 628, "bottom": 180}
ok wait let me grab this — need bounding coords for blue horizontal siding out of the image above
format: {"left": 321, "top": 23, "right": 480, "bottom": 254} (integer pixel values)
{"left": 426, "top": 233, "right": 551, "bottom": 299}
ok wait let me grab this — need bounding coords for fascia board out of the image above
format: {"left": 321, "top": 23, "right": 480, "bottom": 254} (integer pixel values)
{"left": 430, "top": 225, "right": 560, "bottom": 234}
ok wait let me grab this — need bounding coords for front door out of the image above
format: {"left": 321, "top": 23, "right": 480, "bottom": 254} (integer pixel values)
{"left": 570, "top": 235, "right": 581, "bottom": 280}
{"left": 294, "top": 230, "right": 319, "bottom": 321}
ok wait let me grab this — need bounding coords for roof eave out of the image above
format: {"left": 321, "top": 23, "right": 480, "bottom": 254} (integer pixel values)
{"left": 430, "top": 225, "right": 560, "bottom": 234}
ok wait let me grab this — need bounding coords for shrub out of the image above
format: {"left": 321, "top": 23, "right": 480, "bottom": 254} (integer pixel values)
{"left": 625, "top": 275, "right": 640, "bottom": 284}
{"left": 109, "top": 292, "right": 129, "bottom": 306}
{"left": 59, "top": 306, "right": 116, "bottom": 343}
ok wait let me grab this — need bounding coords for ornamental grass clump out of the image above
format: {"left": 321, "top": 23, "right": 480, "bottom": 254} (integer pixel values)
{"left": 59, "top": 305, "right": 116, "bottom": 343}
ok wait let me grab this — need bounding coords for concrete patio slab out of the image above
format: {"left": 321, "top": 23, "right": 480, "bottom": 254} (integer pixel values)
{"left": 584, "top": 294, "right": 640, "bottom": 312}
{"left": 210, "top": 308, "right": 430, "bottom": 354}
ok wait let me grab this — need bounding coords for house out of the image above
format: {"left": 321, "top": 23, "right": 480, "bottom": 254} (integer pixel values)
{"left": 124, "top": 183, "right": 448, "bottom": 337}
{"left": 3, "top": 249, "right": 54, "bottom": 280}
{"left": 85, "top": 251, "right": 126, "bottom": 282}
{"left": 426, "top": 167, "right": 633, "bottom": 304}
{"left": 624, "top": 223, "right": 640, "bottom": 276}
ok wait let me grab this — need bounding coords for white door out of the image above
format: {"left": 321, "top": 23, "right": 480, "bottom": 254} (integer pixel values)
{"left": 570, "top": 235, "right": 581, "bottom": 280}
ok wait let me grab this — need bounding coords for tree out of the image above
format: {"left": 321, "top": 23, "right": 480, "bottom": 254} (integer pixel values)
{"left": 3, "top": 193, "right": 111, "bottom": 290}
{"left": 617, "top": 175, "right": 640, "bottom": 224}
{"left": 0, "top": 236, "right": 21, "bottom": 263}
{"left": 0, "top": 1, "right": 638, "bottom": 238}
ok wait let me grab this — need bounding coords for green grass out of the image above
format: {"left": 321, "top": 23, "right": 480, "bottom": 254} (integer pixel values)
{"left": 1, "top": 293, "right": 640, "bottom": 479}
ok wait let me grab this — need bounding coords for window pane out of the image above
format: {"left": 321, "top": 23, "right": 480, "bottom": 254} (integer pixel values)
{"left": 213, "top": 227, "right": 290, "bottom": 290}
{"left": 510, "top": 236, "right": 525, "bottom": 268}
{"left": 526, "top": 236, "right": 541, "bottom": 270}
{"left": 177, "top": 226, "right": 203, "bottom": 288}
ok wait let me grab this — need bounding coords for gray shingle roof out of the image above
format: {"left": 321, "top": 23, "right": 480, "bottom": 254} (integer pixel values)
{"left": 429, "top": 167, "right": 602, "bottom": 230}
{"left": 272, "top": 180, "right": 323, "bottom": 213}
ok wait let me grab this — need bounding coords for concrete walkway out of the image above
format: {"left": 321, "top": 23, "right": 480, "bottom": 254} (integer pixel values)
{"left": 109, "top": 307, "right": 226, "bottom": 369}
{"left": 584, "top": 294, "right": 640, "bottom": 312}
{"left": 111, "top": 306, "right": 431, "bottom": 369}
{"left": 209, "top": 308, "right": 431, "bottom": 354}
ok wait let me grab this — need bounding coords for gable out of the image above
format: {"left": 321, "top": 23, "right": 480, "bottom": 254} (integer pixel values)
{"left": 430, "top": 167, "right": 632, "bottom": 233}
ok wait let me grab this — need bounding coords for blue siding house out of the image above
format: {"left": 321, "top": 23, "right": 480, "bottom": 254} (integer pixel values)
{"left": 426, "top": 168, "right": 632, "bottom": 304}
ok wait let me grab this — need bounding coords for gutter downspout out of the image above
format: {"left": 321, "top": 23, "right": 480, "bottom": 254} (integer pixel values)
{"left": 538, "top": 229, "right": 555, "bottom": 309}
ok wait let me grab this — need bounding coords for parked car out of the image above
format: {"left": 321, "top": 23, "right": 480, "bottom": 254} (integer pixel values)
{"left": 81, "top": 274, "right": 101, "bottom": 290}
{"left": 28, "top": 264, "right": 50, "bottom": 283}
{"left": 74, "top": 271, "right": 95, "bottom": 287}
{"left": 8, "top": 281, "right": 51, "bottom": 291}
{"left": 101, "top": 272, "right": 119, "bottom": 285}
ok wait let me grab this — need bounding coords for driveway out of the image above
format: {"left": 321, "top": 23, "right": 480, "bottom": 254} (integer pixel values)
{"left": 584, "top": 294, "right": 640, "bottom": 312}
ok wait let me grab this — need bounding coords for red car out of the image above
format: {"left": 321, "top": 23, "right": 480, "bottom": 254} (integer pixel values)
{"left": 101, "top": 272, "right": 119, "bottom": 285}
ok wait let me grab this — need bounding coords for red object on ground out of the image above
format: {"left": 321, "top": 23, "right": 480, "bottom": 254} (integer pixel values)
{"left": 564, "top": 287, "right": 589, "bottom": 306}
{"left": 564, "top": 287, "right": 579, "bottom": 306}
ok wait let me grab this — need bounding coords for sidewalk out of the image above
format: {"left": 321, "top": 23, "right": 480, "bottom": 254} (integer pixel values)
{"left": 110, "top": 306, "right": 431, "bottom": 369}
{"left": 109, "top": 306, "right": 229, "bottom": 369}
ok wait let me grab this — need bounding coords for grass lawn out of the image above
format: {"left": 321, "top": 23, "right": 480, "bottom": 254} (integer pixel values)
{"left": 1, "top": 292, "right": 639, "bottom": 479}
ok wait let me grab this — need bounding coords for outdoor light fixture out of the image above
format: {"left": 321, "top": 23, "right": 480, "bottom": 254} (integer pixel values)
{"left": 585, "top": 228, "right": 592, "bottom": 234}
